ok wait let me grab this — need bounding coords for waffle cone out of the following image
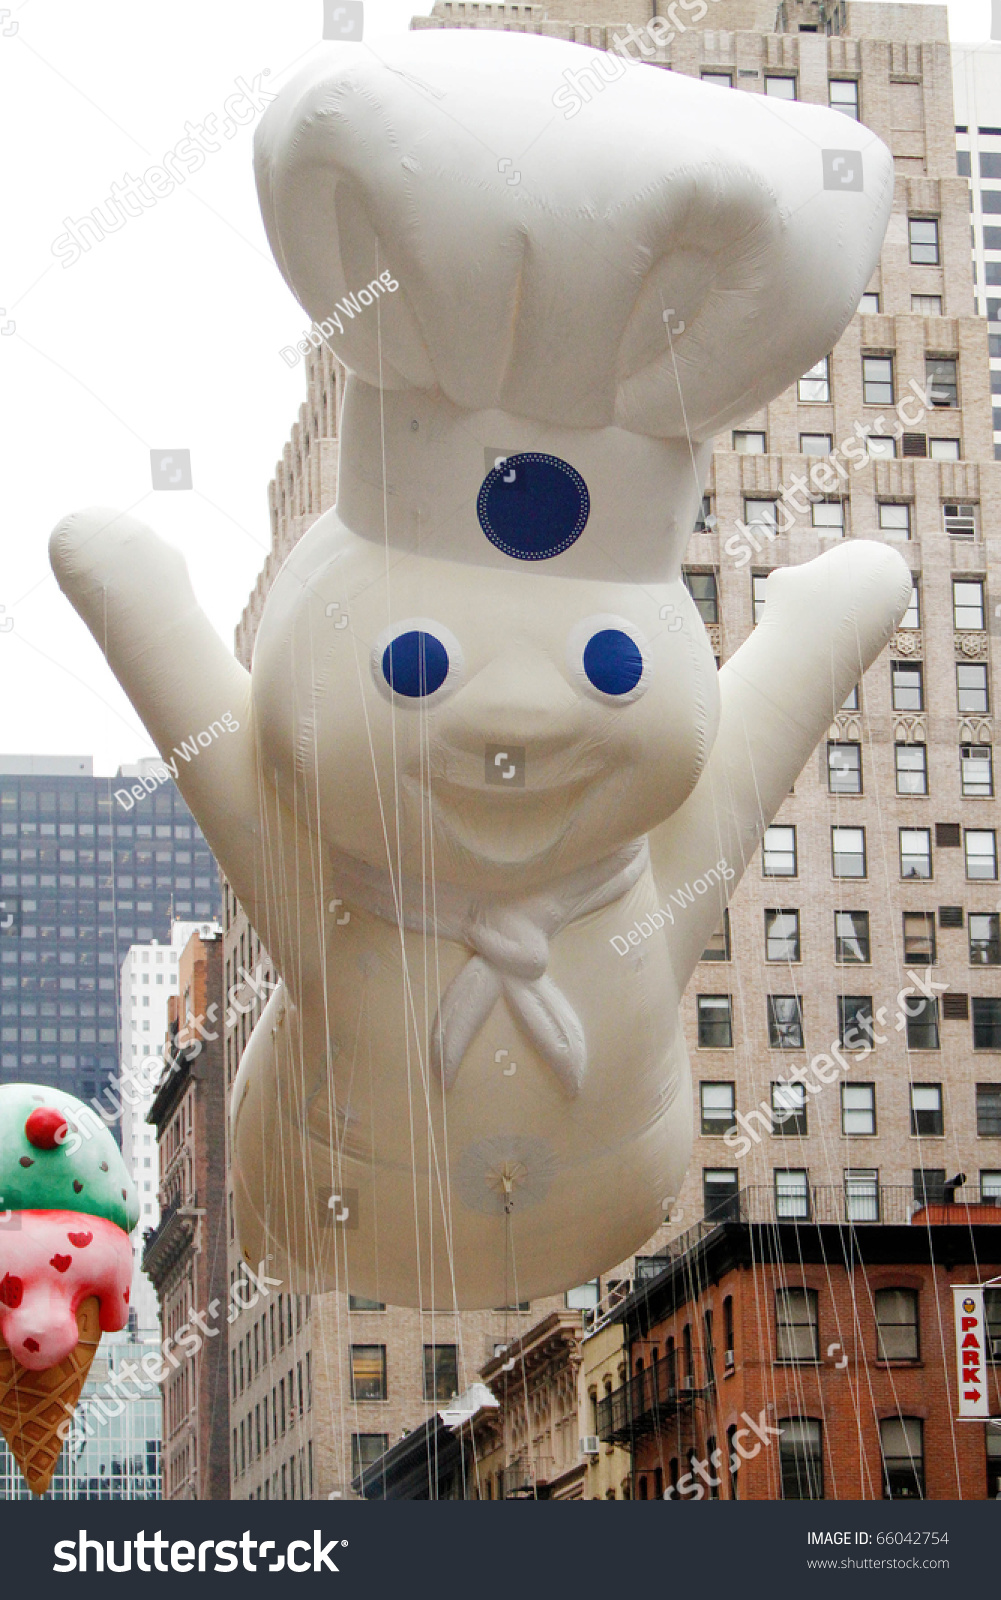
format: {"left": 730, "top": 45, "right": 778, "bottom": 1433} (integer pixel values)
{"left": 0, "top": 1296, "right": 101, "bottom": 1496}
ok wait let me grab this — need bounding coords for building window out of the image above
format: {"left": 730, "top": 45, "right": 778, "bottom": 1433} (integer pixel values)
{"left": 966, "top": 830, "right": 997, "bottom": 880}
{"left": 765, "top": 908, "right": 800, "bottom": 962}
{"left": 982, "top": 1173, "right": 1001, "bottom": 1204}
{"left": 944, "top": 501, "right": 977, "bottom": 539}
{"left": 930, "top": 439, "right": 961, "bottom": 466}
{"left": 828, "top": 742, "right": 861, "bottom": 794}
{"left": 423, "top": 1344, "right": 458, "bottom": 1402}
{"left": 763, "top": 826, "right": 797, "bottom": 877}
{"left": 829, "top": 78, "right": 859, "bottom": 118}
{"left": 779, "top": 1418, "right": 824, "bottom": 1499}
{"left": 913, "top": 1167, "right": 946, "bottom": 1205}
{"left": 908, "top": 217, "right": 940, "bottom": 265}
{"left": 701, "top": 911, "right": 731, "bottom": 962}
{"left": 771, "top": 1080, "right": 807, "bottom": 1135}
{"left": 954, "top": 578, "right": 985, "bottom": 630}
{"left": 900, "top": 828, "right": 932, "bottom": 879}
{"left": 910, "top": 1083, "right": 944, "bottom": 1135}
{"left": 859, "top": 292, "right": 880, "bottom": 314}
{"left": 875, "top": 1290, "right": 920, "bottom": 1361}
{"left": 775, "top": 1288, "right": 818, "bottom": 1361}
{"left": 879, "top": 503, "right": 911, "bottom": 540}
{"left": 775, "top": 1168, "right": 810, "bottom": 1220}
{"left": 970, "top": 914, "right": 1001, "bottom": 965}
{"left": 895, "top": 743, "right": 928, "bottom": 796}
{"left": 973, "top": 998, "right": 1001, "bottom": 1049}
{"left": 694, "top": 494, "right": 714, "bottom": 533}
{"left": 914, "top": 293, "right": 944, "bottom": 315}
{"left": 800, "top": 432, "right": 833, "bottom": 454}
{"left": 765, "top": 75, "right": 796, "bottom": 98}
{"left": 844, "top": 1167, "right": 879, "bottom": 1220}
{"left": 839, "top": 995, "right": 874, "bottom": 1048}
{"left": 891, "top": 660, "right": 923, "bottom": 711}
{"left": 683, "top": 569, "right": 719, "bottom": 624}
{"left": 961, "top": 745, "right": 994, "bottom": 797}
{"left": 701, "top": 70, "right": 732, "bottom": 87}
{"left": 957, "top": 663, "right": 989, "bottom": 713}
{"left": 703, "top": 1168, "right": 739, "bottom": 1221}
{"left": 700, "top": 1081, "right": 736, "bottom": 1136}
{"left": 349, "top": 1345, "right": 387, "bottom": 1402}
{"left": 813, "top": 500, "right": 845, "bottom": 536}
{"left": 926, "top": 356, "right": 958, "bottom": 406}
{"left": 351, "top": 1433, "right": 389, "bottom": 1481}
{"left": 842, "top": 1083, "right": 876, "bottom": 1136}
{"left": 835, "top": 910, "right": 870, "bottom": 964}
{"left": 903, "top": 911, "right": 936, "bottom": 965}
{"left": 697, "top": 995, "right": 733, "bottom": 1048}
{"left": 880, "top": 1418, "right": 924, "bottom": 1499}
{"left": 768, "top": 996, "right": 804, "bottom": 1049}
{"left": 797, "top": 356, "right": 831, "bottom": 402}
{"left": 907, "top": 999, "right": 940, "bottom": 1051}
{"left": 752, "top": 572, "right": 770, "bottom": 624}
{"left": 745, "top": 499, "right": 778, "bottom": 542}
{"left": 349, "top": 1294, "right": 386, "bottom": 1311}
{"left": 832, "top": 826, "right": 866, "bottom": 878}
{"left": 862, "top": 355, "right": 894, "bottom": 405}
{"left": 733, "top": 430, "right": 766, "bottom": 453}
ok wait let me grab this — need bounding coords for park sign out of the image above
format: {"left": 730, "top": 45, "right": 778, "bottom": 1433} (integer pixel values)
{"left": 953, "top": 1286, "right": 990, "bottom": 1418}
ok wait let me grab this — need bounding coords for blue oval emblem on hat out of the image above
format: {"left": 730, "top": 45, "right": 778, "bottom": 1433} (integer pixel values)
{"left": 477, "top": 453, "right": 589, "bottom": 561}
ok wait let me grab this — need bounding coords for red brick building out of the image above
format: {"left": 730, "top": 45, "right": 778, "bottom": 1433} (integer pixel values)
{"left": 599, "top": 1196, "right": 1001, "bottom": 1500}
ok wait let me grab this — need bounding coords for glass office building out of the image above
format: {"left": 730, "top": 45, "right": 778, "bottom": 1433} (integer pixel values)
{"left": 0, "top": 756, "right": 221, "bottom": 1111}
{"left": 0, "top": 1332, "right": 162, "bottom": 1501}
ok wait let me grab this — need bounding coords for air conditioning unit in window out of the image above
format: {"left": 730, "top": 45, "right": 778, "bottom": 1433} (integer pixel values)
{"left": 680, "top": 1376, "right": 695, "bottom": 1391}
{"left": 580, "top": 1436, "right": 600, "bottom": 1457}
{"left": 944, "top": 502, "right": 977, "bottom": 540}
{"left": 991, "top": 1338, "right": 1001, "bottom": 1361}
{"left": 724, "top": 1349, "right": 735, "bottom": 1368}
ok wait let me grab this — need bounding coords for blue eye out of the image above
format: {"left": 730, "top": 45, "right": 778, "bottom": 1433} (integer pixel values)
{"left": 582, "top": 629, "right": 644, "bottom": 697}
{"left": 381, "top": 630, "right": 450, "bottom": 698}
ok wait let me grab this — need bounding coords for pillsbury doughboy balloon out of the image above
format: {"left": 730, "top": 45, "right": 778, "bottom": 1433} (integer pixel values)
{"left": 50, "top": 32, "right": 910, "bottom": 1308}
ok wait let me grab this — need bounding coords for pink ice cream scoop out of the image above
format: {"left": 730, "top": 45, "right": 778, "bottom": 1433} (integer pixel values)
{"left": 0, "top": 1210, "right": 132, "bottom": 1371}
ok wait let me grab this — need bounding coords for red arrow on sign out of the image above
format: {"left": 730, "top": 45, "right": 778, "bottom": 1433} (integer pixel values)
{"left": 964, "top": 1390, "right": 981, "bottom": 1403}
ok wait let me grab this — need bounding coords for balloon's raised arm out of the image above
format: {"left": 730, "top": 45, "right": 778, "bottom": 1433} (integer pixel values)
{"left": 651, "top": 540, "right": 913, "bottom": 986}
{"left": 49, "top": 507, "right": 261, "bottom": 904}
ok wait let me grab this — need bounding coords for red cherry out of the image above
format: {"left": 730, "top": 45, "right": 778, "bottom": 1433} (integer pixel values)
{"left": 0, "top": 1273, "right": 23, "bottom": 1309}
{"left": 24, "top": 1107, "right": 69, "bottom": 1150}
{"left": 67, "top": 1231, "right": 92, "bottom": 1249}
{"left": 23, "top": 1338, "right": 39, "bottom": 1354}
{"left": 49, "top": 1254, "right": 72, "bottom": 1274}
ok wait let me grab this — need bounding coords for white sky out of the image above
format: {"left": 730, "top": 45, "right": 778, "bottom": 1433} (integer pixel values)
{"left": 0, "top": 0, "right": 995, "bottom": 775}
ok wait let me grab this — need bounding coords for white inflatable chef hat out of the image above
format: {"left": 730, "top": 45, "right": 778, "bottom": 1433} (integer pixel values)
{"left": 256, "top": 30, "right": 891, "bottom": 439}
{"left": 255, "top": 32, "right": 891, "bottom": 581}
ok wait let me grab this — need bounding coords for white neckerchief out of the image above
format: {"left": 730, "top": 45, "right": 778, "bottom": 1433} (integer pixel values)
{"left": 327, "top": 837, "right": 650, "bottom": 1097}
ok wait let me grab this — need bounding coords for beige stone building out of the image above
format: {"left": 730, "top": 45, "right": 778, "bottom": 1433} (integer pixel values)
{"left": 222, "top": 0, "right": 1001, "bottom": 1498}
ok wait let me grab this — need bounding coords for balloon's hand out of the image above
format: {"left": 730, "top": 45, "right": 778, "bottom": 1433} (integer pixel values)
{"left": 49, "top": 507, "right": 260, "bottom": 898}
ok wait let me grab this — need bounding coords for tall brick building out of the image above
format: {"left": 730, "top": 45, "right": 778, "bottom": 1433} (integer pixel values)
{"left": 221, "top": 0, "right": 1001, "bottom": 1497}
{"left": 144, "top": 927, "right": 231, "bottom": 1499}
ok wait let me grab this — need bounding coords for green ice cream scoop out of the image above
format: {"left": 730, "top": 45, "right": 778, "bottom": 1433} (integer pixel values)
{"left": 0, "top": 1082, "right": 139, "bottom": 1234}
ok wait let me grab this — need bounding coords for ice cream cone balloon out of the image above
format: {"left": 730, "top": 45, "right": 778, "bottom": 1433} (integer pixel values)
{"left": 0, "top": 1296, "right": 102, "bottom": 1496}
{"left": 0, "top": 1084, "right": 139, "bottom": 1495}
